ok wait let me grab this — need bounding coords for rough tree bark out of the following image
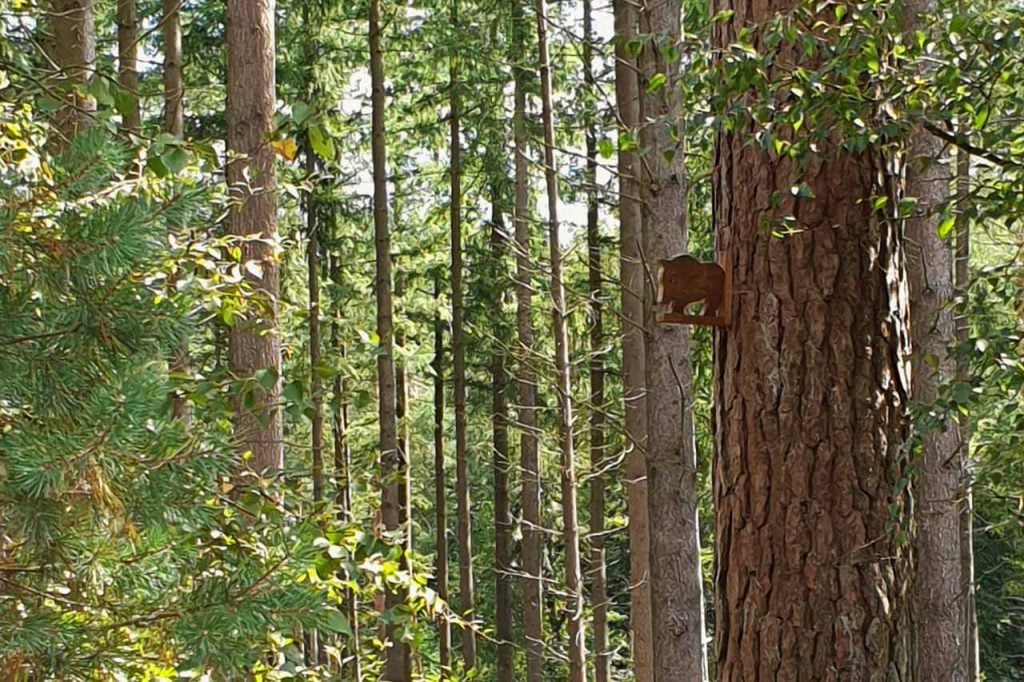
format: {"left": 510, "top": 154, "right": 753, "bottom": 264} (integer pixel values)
{"left": 163, "top": 0, "right": 191, "bottom": 427}
{"left": 48, "top": 0, "right": 95, "bottom": 147}
{"left": 583, "top": 0, "right": 609, "bottom": 678}
{"left": 116, "top": 0, "right": 140, "bottom": 134}
{"left": 432, "top": 272, "right": 452, "bottom": 671}
{"left": 612, "top": 0, "right": 654, "bottom": 677}
{"left": 637, "top": 2, "right": 708, "bottom": 679}
{"left": 903, "top": 0, "right": 965, "bottom": 667}
{"left": 449, "top": 1, "right": 478, "bottom": 663}
{"left": 490, "top": 198, "right": 515, "bottom": 682}
{"left": 535, "top": 0, "right": 586, "bottom": 677}
{"left": 369, "top": 1, "right": 407, "bottom": 676}
{"left": 513, "top": 4, "right": 544, "bottom": 677}
{"left": 711, "top": 1, "right": 913, "bottom": 677}
{"left": 226, "top": 0, "right": 282, "bottom": 473}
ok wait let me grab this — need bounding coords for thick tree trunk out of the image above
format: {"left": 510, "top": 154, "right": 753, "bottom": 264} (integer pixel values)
{"left": 369, "top": 1, "right": 406, "bottom": 677}
{"left": 226, "top": 0, "right": 282, "bottom": 473}
{"left": 955, "top": 145, "right": 979, "bottom": 681}
{"left": 583, "top": 1, "right": 609, "bottom": 678}
{"left": 449, "top": 3, "right": 478, "bottom": 663}
{"left": 637, "top": 2, "right": 707, "bottom": 679}
{"left": 490, "top": 199, "right": 516, "bottom": 682}
{"left": 330, "top": 252, "right": 360, "bottom": 680}
{"left": 116, "top": 0, "right": 140, "bottom": 134}
{"left": 48, "top": 0, "right": 95, "bottom": 148}
{"left": 711, "top": 6, "right": 913, "bottom": 678}
{"left": 612, "top": 1, "right": 654, "bottom": 678}
{"left": 513, "top": 4, "right": 544, "bottom": 676}
{"left": 905, "top": 63, "right": 965, "bottom": 681}
{"left": 163, "top": 0, "right": 191, "bottom": 427}
{"left": 535, "top": 1, "right": 586, "bottom": 678}
{"left": 432, "top": 273, "right": 452, "bottom": 671}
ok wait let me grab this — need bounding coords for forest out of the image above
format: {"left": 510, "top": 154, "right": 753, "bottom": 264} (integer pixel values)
{"left": 1, "top": 0, "right": 1023, "bottom": 679}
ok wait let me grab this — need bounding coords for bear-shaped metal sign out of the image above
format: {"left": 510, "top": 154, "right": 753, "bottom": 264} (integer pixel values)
{"left": 656, "top": 253, "right": 732, "bottom": 327}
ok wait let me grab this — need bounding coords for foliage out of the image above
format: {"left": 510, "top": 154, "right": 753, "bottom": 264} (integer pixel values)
{"left": 1, "top": 0, "right": 1023, "bottom": 677}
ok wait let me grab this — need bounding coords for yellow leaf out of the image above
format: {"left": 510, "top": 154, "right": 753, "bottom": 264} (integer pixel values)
{"left": 272, "top": 138, "right": 297, "bottom": 161}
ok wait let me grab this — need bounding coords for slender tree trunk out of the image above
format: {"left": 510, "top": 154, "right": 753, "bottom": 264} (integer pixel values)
{"left": 163, "top": 0, "right": 183, "bottom": 138}
{"left": 116, "top": 0, "right": 140, "bottom": 134}
{"left": 369, "top": 1, "right": 406, "bottom": 676}
{"left": 394, "top": 266, "right": 413, "bottom": 677}
{"left": 449, "top": 2, "right": 477, "bottom": 665}
{"left": 395, "top": 268, "right": 412, "bottom": 562}
{"left": 48, "top": 0, "right": 95, "bottom": 148}
{"left": 226, "top": 0, "right": 282, "bottom": 473}
{"left": 711, "top": 2, "right": 913, "bottom": 677}
{"left": 956, "top": 144, "right": 979, "bottom": 681}
{"left": 163, "top": 0, "right": 191, "bottom": 426}
{"left": 637, "top": 3, "right": 707, "bottom": 679}
{"left": 583, "top": 1, "right": 609, "bottom": 679}
{"left": 513, "top": 5, "right": 544, "bottom": 678}
{"left": 612, "top": 2, "right": 654, "bottom": 677}
{"left": 432, "top": 272, "right": 452, "bottom": 671}
{"left": 535, "top": 1, "right": 586, "bottom": 677}
{"left": 489, "top": 197, "right": 516, "bottom": 682}
{"left": 307, "top": 150, "right": 325, "bottom": 506}
{"left": 903, "top": 6, "right": 964, "bottom": 668}
{"left": 305, "top": 140, "right": 324, "bottom": 667}
{"left": 330, "top": 251, "right": 361, "bottom": 681}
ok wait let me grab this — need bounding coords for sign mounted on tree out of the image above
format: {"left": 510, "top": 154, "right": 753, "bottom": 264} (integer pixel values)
{"left": 656, "top": 253, "right": 732, "bottom": 327}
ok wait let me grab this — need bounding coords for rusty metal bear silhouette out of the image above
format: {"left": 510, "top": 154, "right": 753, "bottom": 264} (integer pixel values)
{"left": 656, "top": 254, "right": 731, "bottom": 326}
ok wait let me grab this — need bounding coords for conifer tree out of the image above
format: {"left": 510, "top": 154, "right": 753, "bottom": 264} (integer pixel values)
{"left": 449, "top": 0, "right": 478, "bottom": 666}
{"left": 535, "top": 0, "right": 586, "bottom": 676}
{"left": 226, "top": 0, "right": 283, "bottom": 472}
{"left": 513, "top": 3, "right": 544, "bottom": 677}
{"left": 369, "top": 0, "right": 408, "bottom": 676}
{"left": 583, "top": 0, "right": 609, "bottom": 677}
{"left": 612, "top": 1, "right": 654, "bottom": 675}
{"left": 637, "top": 0, "right": 707, "bottom": 677}
{"left": 116, "top": 0, "right": 139, "bottom": 134}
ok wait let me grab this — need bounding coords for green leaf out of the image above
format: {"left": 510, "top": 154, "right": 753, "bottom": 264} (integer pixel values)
{"left": 938, "top": 216, "right": 956, "bottom": 239}
{"left": 647, "top": 73, "right": 668, "bottom": 93}
{"left": 324, "top": 611, "right": 352, "bottom": 636}
{"left": 309, "top": 124, "right": 335, "bottom": 161}
{"left": 292, "top": 101, "right": 312, "bottom": 125}
{"left": 283, "top": 381, "right": 304, "bottom": 403}
{"left": 257, "top": 367, "right": 279, "bottom": 390}
{"left": 113, "top": 88, "right": 137, "bottom": 118}
{"left": 147, "top": 155, "right": 170, "bottom": 178}
{"left": 791, "top": 183, "right": 815, "bottom": 199}
{"left": 86, "top": 78, "right": 113, "bottom": 106}
{"left": 161, "top": 148, "right": 190, "bottom": 175}
{"left": 598, "top": 138, "right": 615, "bottom": 159}
{"left": 973, "top": 107, "right": 989, "bottom": 129}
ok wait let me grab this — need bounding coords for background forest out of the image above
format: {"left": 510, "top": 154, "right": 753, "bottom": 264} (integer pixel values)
{"left": 1, "top": 0, "right": 1022, "bottom": 679}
